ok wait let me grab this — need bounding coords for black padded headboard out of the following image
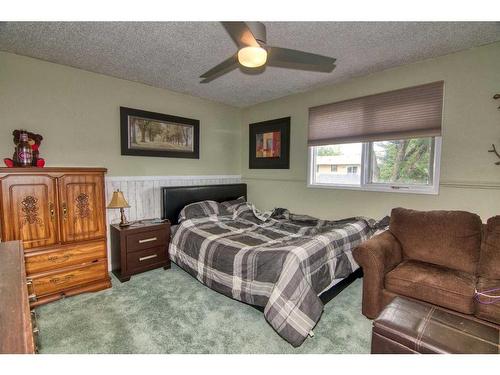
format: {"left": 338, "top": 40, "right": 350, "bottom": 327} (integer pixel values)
{"left": 161, "top": 183, "right": 247, "bottom": 225}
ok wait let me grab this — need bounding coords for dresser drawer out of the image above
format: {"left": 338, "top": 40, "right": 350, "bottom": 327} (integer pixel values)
{"left": 31, "top": 261, "right": 108, "bottom": 297}
{"left": 25, "top": 241, "right": 107, "bottom": 274}
{"left": 126, "top": 229, "right": 168, "bottom": 253}
{"left": 127, "top": 246, "right": 168, "bottom": 272}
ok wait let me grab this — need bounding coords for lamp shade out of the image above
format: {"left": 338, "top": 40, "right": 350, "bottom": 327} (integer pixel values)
{"left": 107, "top": 190, "right": 130, "bottom": 209}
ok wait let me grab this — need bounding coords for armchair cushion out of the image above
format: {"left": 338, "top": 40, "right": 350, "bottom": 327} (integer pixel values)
{"left": 385, "top": 260, "right": 476, "bottom": 314}
{"left": 389, "top": 208, "right": 482, "bottom": 274}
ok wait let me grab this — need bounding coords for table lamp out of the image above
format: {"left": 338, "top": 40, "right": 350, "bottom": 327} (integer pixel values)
{"left": 107, "top": 189, "right": 131, "bottom": 227}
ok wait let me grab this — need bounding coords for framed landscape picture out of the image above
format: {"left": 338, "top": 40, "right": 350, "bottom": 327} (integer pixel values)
{"left": 249, "top": 117, "right": 290, "bottom": 169}
{"left": 120, "top": 107, "right": 200, "bottom": 158}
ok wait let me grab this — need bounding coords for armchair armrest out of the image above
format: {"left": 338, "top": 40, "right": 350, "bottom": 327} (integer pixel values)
{"left": 353, "top": 230, "right": 403, "bottom": 319}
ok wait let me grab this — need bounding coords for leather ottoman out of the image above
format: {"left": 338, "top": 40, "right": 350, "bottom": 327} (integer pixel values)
{"left": 371, "top": 297, "right": 500, "bottom": 354}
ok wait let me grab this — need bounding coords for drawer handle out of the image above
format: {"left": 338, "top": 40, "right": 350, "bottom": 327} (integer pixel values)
{"left": 49, "top": 274, "right": 75, "bottom": 284}
{"left": 138, "top": 237, "right": 157, "bottom": 244}
{"left": 48, "top": 254, "right": 72, "bottom": 263}
{"left": 139, "top": 254, "right": 158, "bottom": 262}
{"left": 26, "top": 278, "right": 33, "bottom": 293}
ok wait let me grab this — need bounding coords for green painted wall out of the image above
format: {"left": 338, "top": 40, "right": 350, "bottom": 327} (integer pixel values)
{"left": 241, "top": 42, "right": 500, "bottom": 220}
{"left": 0, "top": 52, "right": 241, "bottom": 176}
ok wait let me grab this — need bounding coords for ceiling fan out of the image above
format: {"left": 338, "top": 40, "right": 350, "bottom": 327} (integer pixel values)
{"left": 199, "top": 22, "right": 337, "bottom": 83}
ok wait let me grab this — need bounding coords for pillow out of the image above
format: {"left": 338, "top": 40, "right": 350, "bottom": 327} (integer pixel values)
{"left": 178, "top": 200, "right": 230, "bottom": 222}
{"left": 227, "top": 199, "right": 273, "bottom": 223}
{"left": 220, "top": 196, "right": 246, "bottom": 213}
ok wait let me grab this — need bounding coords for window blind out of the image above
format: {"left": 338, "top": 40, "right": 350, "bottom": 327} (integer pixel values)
{"left": 308, "top": 81, "right": 444, "bottom": 146}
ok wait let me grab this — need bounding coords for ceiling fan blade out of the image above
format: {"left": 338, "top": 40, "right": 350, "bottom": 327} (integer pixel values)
{"left": 267, "top": 47, "right": 336, "bottom": 73}
{"left": 199, "top": 54, "right": 239, "bottom": 83}
{"left": 221, "top": 22, "right": 260, "bottom": 48}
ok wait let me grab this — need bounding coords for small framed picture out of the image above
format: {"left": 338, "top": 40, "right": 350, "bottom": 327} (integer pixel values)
{"left": 120, "top": 107, "right": 200, "bottom": 159}
{"left": 249, "top": 117, "right": 290, "bottom": 169}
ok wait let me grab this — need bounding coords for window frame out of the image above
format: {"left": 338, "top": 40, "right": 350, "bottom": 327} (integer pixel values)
{"left": 307, "top": 136, "right": 442, "bottom": 195}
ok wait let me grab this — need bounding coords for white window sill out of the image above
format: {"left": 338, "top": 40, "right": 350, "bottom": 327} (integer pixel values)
{"left": 307, "top": 182, "right": 439, "bottom": 195}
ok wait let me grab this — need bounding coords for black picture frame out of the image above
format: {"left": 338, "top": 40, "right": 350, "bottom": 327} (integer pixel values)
{"left": 120, "top": 106, "right": 200, "bottom": 159}
{"left": 249, "top": 117, "right": 290, "bottom": 169}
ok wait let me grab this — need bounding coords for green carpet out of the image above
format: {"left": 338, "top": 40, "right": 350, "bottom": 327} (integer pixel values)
{"left": 36, "top": 263, "right": 372, "bottom": 353}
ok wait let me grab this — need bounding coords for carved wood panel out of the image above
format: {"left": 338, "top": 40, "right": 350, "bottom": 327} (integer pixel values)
{"left": 75, "top": 193, "right": 91, "bottom": 220}
{"left": 0, "top": 175, "right": 58, "bottom": 249}
{"left": 58, "top": 174, "right": 105, "bottom": 243}
{"left": 21, "top": 195, "right": 43, "bottom": 225}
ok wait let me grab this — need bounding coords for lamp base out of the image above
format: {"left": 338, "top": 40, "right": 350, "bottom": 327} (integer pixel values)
{"left": 119, "top": 208, "right": 130, "bottom": 227}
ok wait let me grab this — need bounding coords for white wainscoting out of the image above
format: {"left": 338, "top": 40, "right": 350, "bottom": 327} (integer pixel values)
{"left": 104, "top": 174, "right": 241, "bottom": 270}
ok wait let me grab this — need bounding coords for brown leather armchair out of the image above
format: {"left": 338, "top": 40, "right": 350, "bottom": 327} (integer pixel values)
{"left": 353, "top": 207, "right": 500, "bottom": 327}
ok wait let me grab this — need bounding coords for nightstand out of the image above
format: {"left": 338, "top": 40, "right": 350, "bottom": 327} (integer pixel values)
{"left": 110, "top": 220, "right": 171, "bottom": 282}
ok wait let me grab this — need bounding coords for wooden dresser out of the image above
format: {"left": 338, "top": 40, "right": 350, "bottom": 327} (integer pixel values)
{"left": 0, "top": 241, "right": 36, "bottom": 354}
{"left": 0, "top": 167, "right": 111, "bottom": 306}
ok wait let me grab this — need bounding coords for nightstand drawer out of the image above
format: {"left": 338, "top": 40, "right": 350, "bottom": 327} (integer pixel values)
{"left": 126, "top": 229, "right": 168, "bottom": 252}
{"left": 127, "top": 246, "right": 168, "bottom": 271}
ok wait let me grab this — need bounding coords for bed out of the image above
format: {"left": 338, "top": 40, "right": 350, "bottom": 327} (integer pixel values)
{"left": 161, "top": 183, "right": 376, "bottom": 347}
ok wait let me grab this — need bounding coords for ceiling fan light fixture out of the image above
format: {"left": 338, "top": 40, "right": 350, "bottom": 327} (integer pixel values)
{"left": 237, "top": 46, "right": 267, "bottom": 68}
{"left": 200, "top": 22, "right": 337, "bottom": 83}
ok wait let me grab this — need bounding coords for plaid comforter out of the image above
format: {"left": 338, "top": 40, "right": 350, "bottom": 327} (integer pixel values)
{"left": 169, "top": 200, "right": 376, "bottom": 346}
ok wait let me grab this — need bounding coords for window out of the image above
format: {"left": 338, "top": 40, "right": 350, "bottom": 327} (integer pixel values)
{"left": 309, "top": 137, "right": 441, "bottom": 194}
{"left": 370, "top": 138, "right": 434, "bottom": 185}
{"left": 307, "top": 81, "right": 443, "bottom": 194}
{"left": 313, "top": 144, "right": 361, "bottom": 185}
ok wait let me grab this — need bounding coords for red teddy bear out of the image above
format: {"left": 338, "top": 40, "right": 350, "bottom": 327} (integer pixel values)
{"left": 4, "top": 130, "right": 45, "bottom": 167}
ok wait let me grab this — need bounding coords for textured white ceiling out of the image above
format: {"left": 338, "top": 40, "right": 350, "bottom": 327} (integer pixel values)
{"left": 1, "top": 22, "right": 499, "bottom": 107}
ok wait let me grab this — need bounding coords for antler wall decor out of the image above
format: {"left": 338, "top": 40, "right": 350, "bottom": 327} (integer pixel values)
{"left": 489, "top": 93, "right": 500, "bottom": 165}
{"left": 489, "top": 144, "right": 500, "bottom": 165}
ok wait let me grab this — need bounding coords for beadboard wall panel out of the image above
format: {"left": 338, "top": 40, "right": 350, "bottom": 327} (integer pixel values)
{"left": 105, "top": 175, "right": 242, "bottom": 223}
{"left": 104, "top": 175, "right": 241, "bottom": 270}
